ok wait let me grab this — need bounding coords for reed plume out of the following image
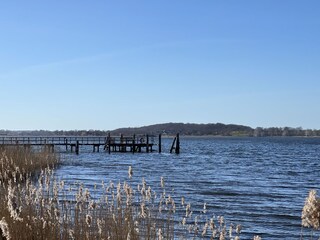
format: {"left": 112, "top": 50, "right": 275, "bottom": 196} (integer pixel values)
{"left": 302, "top": 190, "right": 320, "bottom": 230}
{"left": 0, "top": 146, "right": 246, "bottom": 240}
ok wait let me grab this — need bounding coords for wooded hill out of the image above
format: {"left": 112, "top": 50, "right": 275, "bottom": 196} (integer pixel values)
{"left": 110, "top": 123, "right": 253, "bottom": 136}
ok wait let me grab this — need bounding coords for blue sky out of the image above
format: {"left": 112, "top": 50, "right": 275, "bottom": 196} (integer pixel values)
{"left": 1, "top": 1, "right": 319, "bottom": 130}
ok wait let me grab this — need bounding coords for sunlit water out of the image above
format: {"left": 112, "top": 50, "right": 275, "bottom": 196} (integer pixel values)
{"left": 54, "top": 137, "right": 320, "bottom": 239}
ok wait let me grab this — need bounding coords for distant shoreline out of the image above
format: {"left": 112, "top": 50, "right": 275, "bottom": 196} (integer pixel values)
{"left": 165, "top": 135, "right": 320, "bottom": 138}
{"left": 1, "top": 122, "right": 320, "bottom": 137}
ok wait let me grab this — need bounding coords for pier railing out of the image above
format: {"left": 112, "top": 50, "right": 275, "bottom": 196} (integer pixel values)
{"left": 0, "top": 135, "right": 159, "bottom": 154}
{"left": 0, "top": 135, "right": 155, "bottom": 145}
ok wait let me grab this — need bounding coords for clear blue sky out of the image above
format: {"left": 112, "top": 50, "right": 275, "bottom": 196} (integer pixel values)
{"left": 1, "top": 1, "right": 319, "bottom": 130}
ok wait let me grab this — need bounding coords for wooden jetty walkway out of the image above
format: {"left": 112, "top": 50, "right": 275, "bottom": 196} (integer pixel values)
{"left": 0, "top": 134, "right": 180, "bottom": 154}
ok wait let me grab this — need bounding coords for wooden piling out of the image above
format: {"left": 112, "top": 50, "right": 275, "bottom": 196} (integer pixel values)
{"left": 108, "top": 133, "right": 111, "bottom": 154}
{"left": 76, "top": 141, "right": 79, "bottom": 155}
{"left": 158, "top": 134, "right": 162, "bottom": 153}
{"left": 170, "top": 133, "right": 180, "bottom": 154}
{"left": 65, "top": 138, "right": 68, "bottom": 151}
{"left": 170, "top": 137, "right": 176, "bottom": 154}
{"left": 132, "top": 134, "right": 136, "bottom": 154}
{"left": 175, "top": 133, "right": 180, "bottom": 154}
{"left": 120, "top": 134, "right": 124, "bottom": 152}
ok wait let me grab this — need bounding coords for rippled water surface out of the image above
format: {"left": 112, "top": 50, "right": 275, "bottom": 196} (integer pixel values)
{"left": 55, "top": 137, "right": 320, "bottom": 239}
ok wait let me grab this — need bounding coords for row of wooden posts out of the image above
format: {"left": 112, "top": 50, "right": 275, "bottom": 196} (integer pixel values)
{"left": 0, "top": 134, "right": 180, "bottom": 155}
{"left": 68, "top": 133, "right": 181, "bottom": 155}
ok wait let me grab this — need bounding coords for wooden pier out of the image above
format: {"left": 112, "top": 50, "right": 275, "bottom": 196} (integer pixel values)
{"left": 0, "top": 134, "right": 180, "bottom": 154}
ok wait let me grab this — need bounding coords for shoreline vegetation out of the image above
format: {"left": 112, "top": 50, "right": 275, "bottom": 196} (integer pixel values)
{"left": 0, "top": 146, "right": 245, "bottom": 239}
{"left": 1, "top": 122, "right": 320, "bottom": 137}
{"left": 0, "top": 146, "right": 319, "bottom": 239}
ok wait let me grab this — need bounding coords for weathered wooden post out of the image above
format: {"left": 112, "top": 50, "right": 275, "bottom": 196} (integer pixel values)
{"left": 108, "top": 133, "right": 111, "bottom": 154}
{"left": 132, "top": 134, "right": 136, "bottom": 154}
{"left": 170, "top": 133, "right": 180, "bottom": 154}
{"left": 65, "top": 138, "right": 68, "bottom": 151}
{"left": 170, "top": 137, "right": 176, "bottom": 154}
{"left": 175, "top": 133, "right": 180, "bottom": 154}
{"left": 104, "top": 137, "right": 107, "bottom": 150}
{"left": 76, "top": 140, "right": 79, "bottom": 155}
{"left": 120, "top": 134, "right": 124, "bottom": 152}
{"left": 158, "top": 134, "right": 162, "bottom": 153}
{"left": 146, "top": 135, "right": 149, "bottom": 153}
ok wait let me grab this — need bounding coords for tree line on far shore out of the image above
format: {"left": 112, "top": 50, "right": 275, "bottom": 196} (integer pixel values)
{"left": 1, "top": 123, "right": 320, "bottom": 137}
{"left": 253, "top": 127, "right": 320, "bottom": 137}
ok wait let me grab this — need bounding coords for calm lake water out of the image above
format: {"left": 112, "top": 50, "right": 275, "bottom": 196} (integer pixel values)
{"left": 54, "top": 137, "right": 320, "bottom": 239}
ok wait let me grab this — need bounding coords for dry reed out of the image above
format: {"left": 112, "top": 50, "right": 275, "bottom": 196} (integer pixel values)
{"left": 301, "top": 189, "right": 320, "bottom": 239}
{"left": 0, "top": 146, "right": 59, "bottom": 183}
{"left": 0, "top": 147, "right": 252, "bottom": 239}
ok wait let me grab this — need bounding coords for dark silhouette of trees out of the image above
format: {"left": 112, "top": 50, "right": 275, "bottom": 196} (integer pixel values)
{"left": 1, "top": 123, "right": 320, "bottom": 137}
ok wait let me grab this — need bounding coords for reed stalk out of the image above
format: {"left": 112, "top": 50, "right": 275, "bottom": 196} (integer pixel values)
{"left": 0, "top": 147, "right": 258, "bottom": 239}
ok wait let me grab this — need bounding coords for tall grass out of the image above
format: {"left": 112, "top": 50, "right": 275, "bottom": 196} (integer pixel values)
{"left": 9, "top": 146, "right": 320, "bottom": 239}
{"left": 0, "top": 146, "right": 245, "bottom": 239}
{"left": 0, "top": 171, "right": 242, "bottom": 239}
{"left": 0, "top": 146, "right": 59, "bottom": 239}
{"left": 0, "top": 146, "right": 59, "bottom": 182}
